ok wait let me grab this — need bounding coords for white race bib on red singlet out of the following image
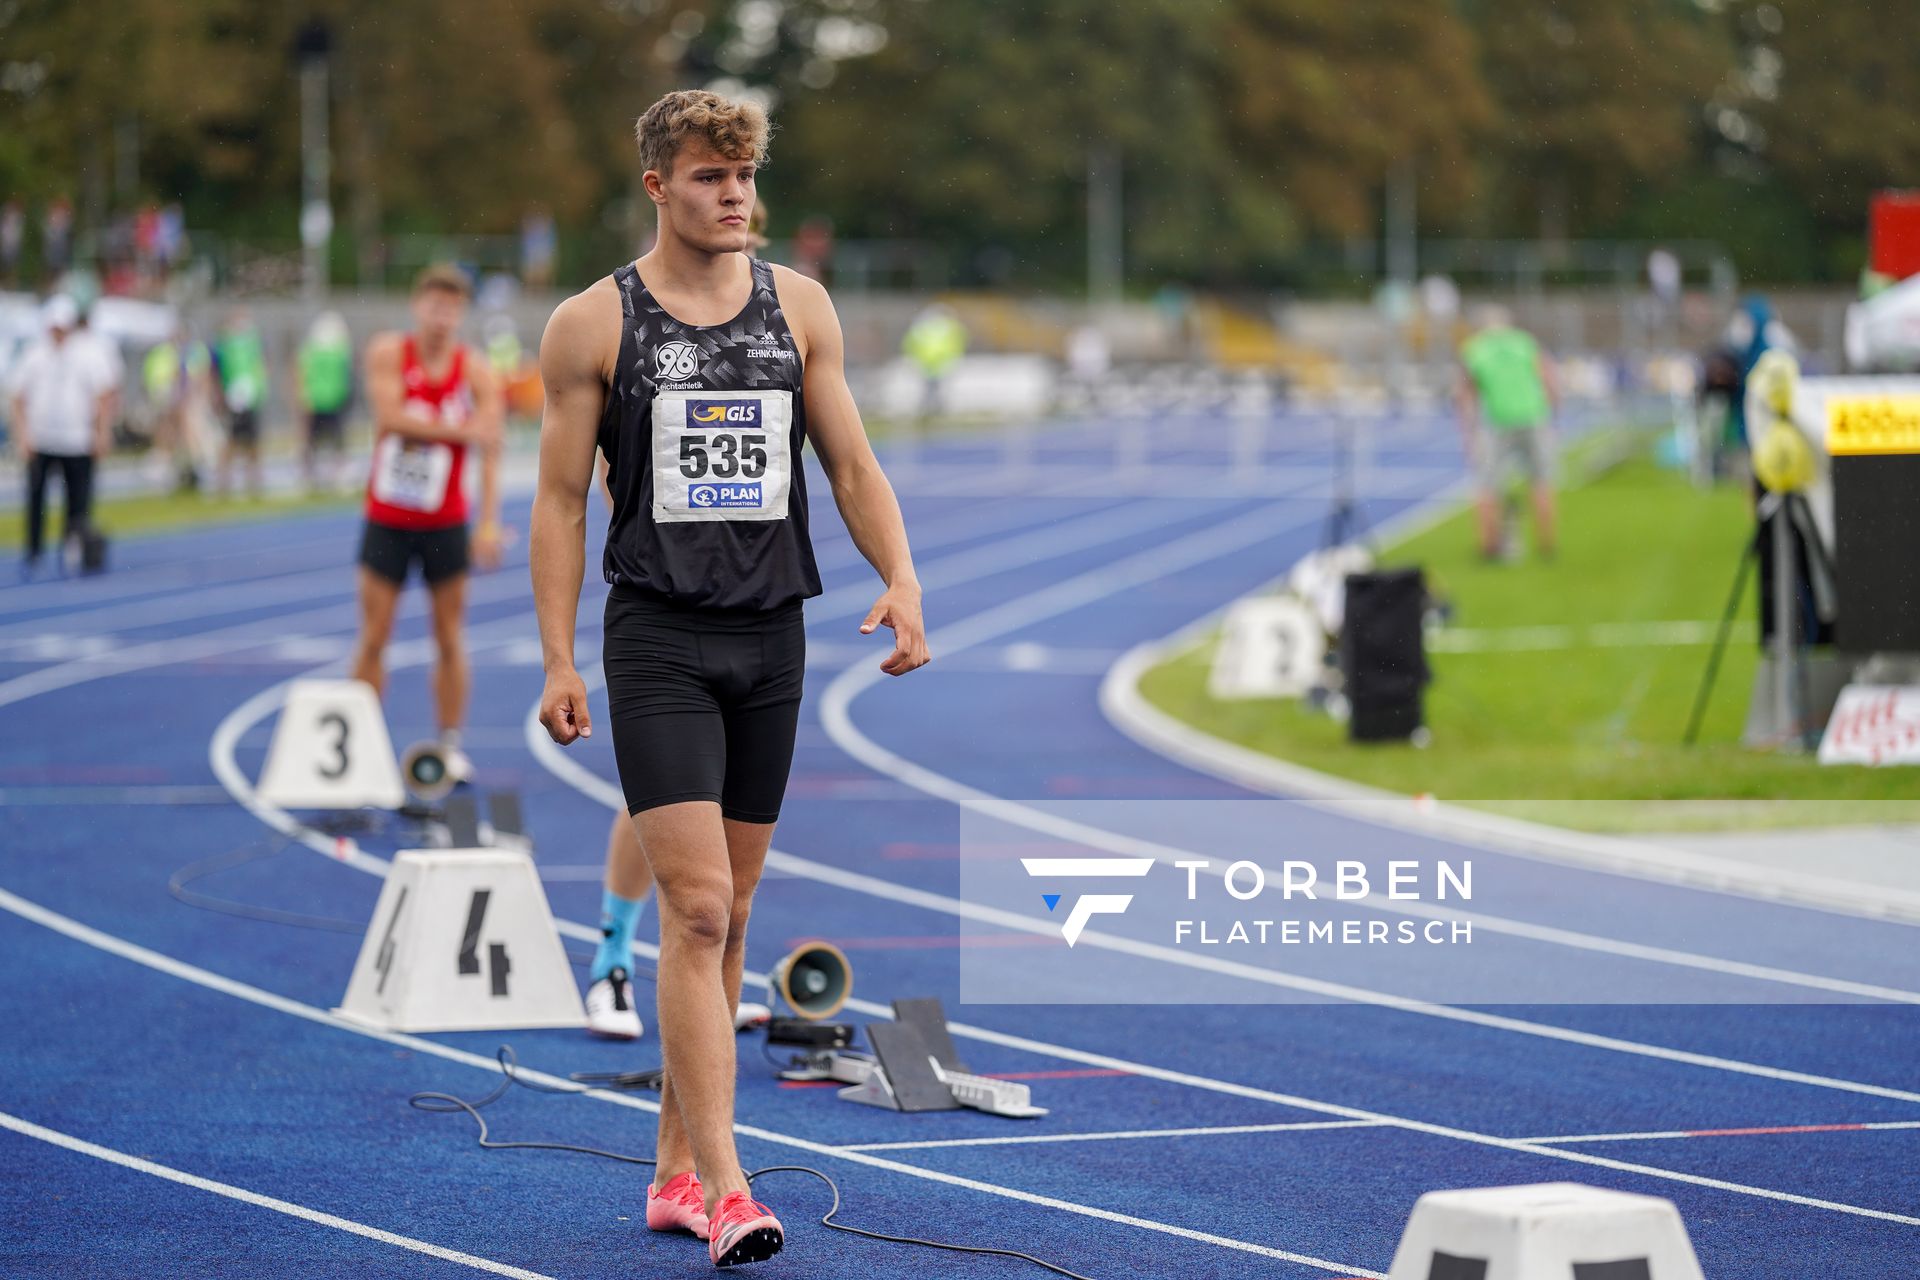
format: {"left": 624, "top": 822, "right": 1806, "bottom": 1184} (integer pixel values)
{"left": 370, "top": 433, "right": 454, "bottom": 512}
{"left": 650, "top": 389, "right": 793, "bottom": 523}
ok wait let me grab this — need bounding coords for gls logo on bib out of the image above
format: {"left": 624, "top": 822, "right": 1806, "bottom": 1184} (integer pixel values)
{"left": 655, "top": 340, "right": 700, "bottom": 382}
{"left": 689, "top": 400, "right": 763, "bottom": 427}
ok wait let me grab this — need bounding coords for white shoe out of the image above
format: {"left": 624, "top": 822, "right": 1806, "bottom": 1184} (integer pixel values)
{"left": 441, "top": 745, "right": 474, "bottom": 785}
{"left": 734, "top": 1000, "right": 771, "bottom": 1032}
{"left": 585, "top": 968, "right": 643, "bottom": 1039}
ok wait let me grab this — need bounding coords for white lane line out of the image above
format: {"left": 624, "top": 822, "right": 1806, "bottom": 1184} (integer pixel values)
{"left": 1102, "top": 604, "right": 1920, "bottom": 928}
{"left": 0, "top": 1109, "right": 558, "bottom": 1280}
{"left": 1425, "top": 620, "right": 1725, "bottom": 654}
{"left": 0, "top": 886, "right": 1379, "bottom": 1278}
{"left": 838, "top": 1120, "right": 1388, "bottom": 1152}
{"left": 513, "top": 505, "right": 1920, "bottom": 1103}
{"left": 0, "top": 563, "right": 372, "bottom": 642}
{"left": 812, "top": 514, "right": 1920, "bottom": 1007}
{"left": 197, "top": 497, "right": 1920, "bottom": 1227}
{"left": 0, "top": 530, "right": 357, "bottom": 612}
{"left": 15, "top": 876, "right": 1920, "bottom": 1243}
{"left": 0, "top": 785, "right": 233, "bottom": 806}
{"left": 0, "top": 568, "right": 538, "bottom": 713}
{"left": 1525, "top": 1121, "right": 1920, "bottom": 1145}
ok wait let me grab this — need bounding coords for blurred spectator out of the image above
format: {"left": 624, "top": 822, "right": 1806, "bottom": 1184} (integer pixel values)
{"left": 1723, "top": 294, "right": 1796, "bottom": 450}
{"left": 211, "top": 308, "right": 269, "bottom": 498}
{"left": 157, "top": 204, "right": 188, "bottom": 274}
{"left": 298, "top": 311, "right": 354, "bottom": 493}
{"left": 902, "top": 303, "right": 967, "bottom": 421}
{"left": 8, "top": 295, "right": 112, "bottom": 573}
{"left": 42, "top": 199, "right": 72, "bottom": 281}
{"left": 70, "top": 302, "right": 125, "bottom": 447}
{"left": 1066, "top": 323, "right": 1111, "bottom": 384}
{"left": 520, "top": 209, "right": 556, "bottom": 289}
{"left": 0, "top": 202, "right": 22, "bottom": 287}
{"left": 142, "top": 322, "right": 211, "bottom": 492}
{"left": 134, "top": 203, "right": 161, "bottom": 286}
{"left": 794, "top": 216, "right": 833, "bottom": 281}
{"left": 482, "top": 312, "right": 523, "bottom": 379}
{"left": 1456, "top": 305, "right": 1558, "bottom": 561}
{"left": 1697, "top": 347, "right": 1742, "bottom": 481}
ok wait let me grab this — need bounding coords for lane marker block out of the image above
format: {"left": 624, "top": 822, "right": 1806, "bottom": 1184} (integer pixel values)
{"left": 1388, "top": 1183, "right": 1704, "bottom": 1280}
{"left": 257, "top": 678, "right": 403, "bottom": 810}
{"left": 336, "top": 849, "right": 585, "bottom": 1032}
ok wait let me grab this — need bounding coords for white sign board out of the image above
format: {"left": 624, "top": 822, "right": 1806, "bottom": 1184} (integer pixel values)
{"left": 1209, "top": 596, "right": 1326, "bottom": 700}
{"left": 1819, "top": 684, "right": 1920, "bottom": 766}
{"left": 257, "top": 678, "right": 404, "bottom": 810}
{"left": 337, "top": 849, "right": 586, "bottom": 1032}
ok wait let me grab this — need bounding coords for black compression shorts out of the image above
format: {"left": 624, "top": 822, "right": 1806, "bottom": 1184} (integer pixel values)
{"left": 358, "top": 519, "right": 469, "bottom": 585}
{"left": 309, "top": 409, "right": 345, "bottom": 444}
{"left": 603, "top": 586, "right": 805, "bottom": 824}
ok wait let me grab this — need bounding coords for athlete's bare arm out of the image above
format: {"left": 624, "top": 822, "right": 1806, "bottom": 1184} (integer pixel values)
{"left": 364, "top": 334, "right": 476, "bottom": 446}
{"left": 531, "top": 279, "right": 621, "bottom": 743}
{"left": 1453, "top": 364, "right": 1481, "bottom": 449}
{"left": 778, "top": 266, "right": 930, "bottom": 677}
{"left": 466, "top": 358, "right": 508, "bottom": 568}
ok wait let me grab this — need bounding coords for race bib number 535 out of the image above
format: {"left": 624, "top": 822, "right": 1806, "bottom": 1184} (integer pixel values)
{"left": 651, "top": 389, "right": 793, "bottom": 523}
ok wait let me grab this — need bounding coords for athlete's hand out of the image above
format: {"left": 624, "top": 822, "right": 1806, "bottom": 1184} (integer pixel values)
{"left": 539, "top": 668, "right": 593, "bottom": 745}
{"left": 860, "top": 585, "right": 931, "bottom": 677}
{"left": 473, "top": 522, "right": 507, "bottom": 571}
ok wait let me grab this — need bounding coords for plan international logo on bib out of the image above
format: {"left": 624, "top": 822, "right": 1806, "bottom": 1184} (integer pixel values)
{"left": 689, "top": 399, "right": 762, "bottom": 427}
{"left": 689, "top": 483, "right": 763, "bottom": 508}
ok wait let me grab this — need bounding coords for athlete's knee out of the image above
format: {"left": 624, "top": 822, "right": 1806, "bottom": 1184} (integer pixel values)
{"left": 663, "top": 890, "right": 732, "bottom": 950}
{"left": 724, "top": 898, "right": 754, "bottom": 952}
{"left": 353, "top": 620, "right": 391, "bottom": 663}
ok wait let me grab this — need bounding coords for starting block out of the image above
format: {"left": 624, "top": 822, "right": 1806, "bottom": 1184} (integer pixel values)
{"left": 1388, "top": 1183, "right": 1705, "bottom": 1280}
{"left": 335, "top": 848, "right": 584, "bottom": 1033}
{"left": 836, "top": 998, "right": 1047, "bottom": 1119}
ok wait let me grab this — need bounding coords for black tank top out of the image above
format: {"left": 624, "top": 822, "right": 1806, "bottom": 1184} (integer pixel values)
{"left": 598, "top": 257, "right": 823, "bottom": 612}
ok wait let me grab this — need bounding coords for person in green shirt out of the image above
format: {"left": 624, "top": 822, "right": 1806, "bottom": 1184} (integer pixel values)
{"left": 212, "top": 308, "right": 270, "bottom": 498}
{"left": 902, "top": 303, "right": 967, "bottom": 421}
{"left": 141, "top": 323, "right": 211, "bottom": 493}
{"left": 297, "top": 311, "right": 354, "bottom": 493}
{"left": 1456, "top": 306, "right": 1558, "bottom": 560}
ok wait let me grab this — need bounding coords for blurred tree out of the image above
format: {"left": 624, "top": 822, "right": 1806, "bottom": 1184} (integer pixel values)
{"left": 1468, "top": 0, "right": 1729, "bottom": 242}
{"left": 770, "top": 0, "right": 1248, "bottom": 283}
{"left": 1217, "top": 0, "right": 1494, "bottom": 239}
{"left": 1736, "top": 0, "right": 1920, "bottom": 251}
{"left": 4, "top": 0, "right": 1913, "bottom": 286}
{"left": 0, "top": 0, "right": 678, "bottom": 274}
{"left": 770, "top": 0, "right": 1494, "bottom": 282}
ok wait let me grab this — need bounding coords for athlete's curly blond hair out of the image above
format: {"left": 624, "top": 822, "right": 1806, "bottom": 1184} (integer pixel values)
{"left": 635, "top": 90, "right": 770, "bottom": 178}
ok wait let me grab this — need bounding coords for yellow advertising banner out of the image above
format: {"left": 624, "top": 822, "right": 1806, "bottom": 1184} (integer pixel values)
{"left": 1827, "top": 395, "right": 1920, "bottom": 455}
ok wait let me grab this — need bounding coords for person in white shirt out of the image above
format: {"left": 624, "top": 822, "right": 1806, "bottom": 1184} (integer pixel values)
{"left": 9, "top": 294, "right": 113, "bottom": 572}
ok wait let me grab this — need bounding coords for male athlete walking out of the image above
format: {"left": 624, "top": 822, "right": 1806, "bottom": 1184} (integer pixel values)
{"left": 351, "top": 265, "right": 506, "bottom": 777}
{"left": 531, "top": 91, "right": 928, "bottom": 1267}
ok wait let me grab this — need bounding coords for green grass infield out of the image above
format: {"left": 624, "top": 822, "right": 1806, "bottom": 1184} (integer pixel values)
{"left": 1138, "top": 450, "right": 1920, "bottom": 833}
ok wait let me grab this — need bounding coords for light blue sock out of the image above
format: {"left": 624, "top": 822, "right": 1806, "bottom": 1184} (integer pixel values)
{"left": 591, "top": 889, "right": 646, "bottom": 983}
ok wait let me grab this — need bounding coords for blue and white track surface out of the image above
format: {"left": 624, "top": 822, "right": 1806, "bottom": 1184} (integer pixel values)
{"left": 1, "top": 411, "right": 1916, "bottom": 1278}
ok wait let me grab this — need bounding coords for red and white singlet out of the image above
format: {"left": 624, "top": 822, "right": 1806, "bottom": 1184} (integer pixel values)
{"left": 364, "top": 337, "right": 475, "bottom": 530}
